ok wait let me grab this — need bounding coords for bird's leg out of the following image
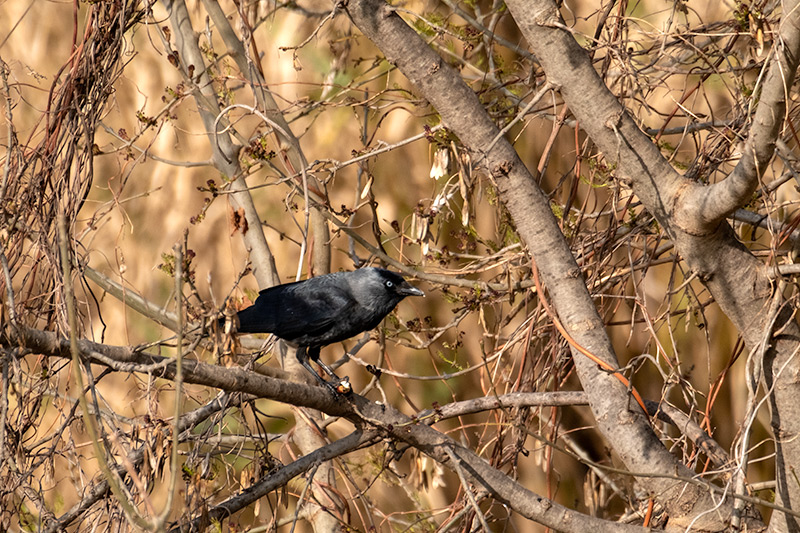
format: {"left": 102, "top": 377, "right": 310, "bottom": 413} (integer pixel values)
{"left": 296, "top": 346, "right": 332, "bottom": 386}
{"left": 311, "top": 350, "right": 341, "bottom": 381}
{"left": 297, "top": 346, "right": 349, "bottom": 395}
{"left": 308, "top": 346, "right": 352, "bottom": 394}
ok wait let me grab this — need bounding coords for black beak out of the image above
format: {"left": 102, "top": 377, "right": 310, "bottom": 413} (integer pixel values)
{"left": 398, "top": 282, "right": 425, "bottom": 297}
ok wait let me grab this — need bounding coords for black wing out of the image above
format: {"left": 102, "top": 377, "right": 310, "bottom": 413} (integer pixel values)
{"left": 236, "top": 277, "right": 360, "bottom": 345}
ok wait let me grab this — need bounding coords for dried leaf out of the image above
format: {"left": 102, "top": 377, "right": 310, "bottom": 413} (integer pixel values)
{"left": 429, "top": 148, "right": 450, "bottom": 179}
{"left": 360, "top": 176, "right": 373, "bottom": 199}
{"left": 229, "top": 207, "right": 248, "bottom": 235}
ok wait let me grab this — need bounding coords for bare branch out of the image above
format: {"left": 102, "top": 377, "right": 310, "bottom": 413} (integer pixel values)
{"left": 163, "top": 0, "right": 279, "bottom": 288}
{"left": 343, "top": 1, "right": 729, "bottom": 528}
{"left": 696, "top": 0, "right": 800, "bottom": 223}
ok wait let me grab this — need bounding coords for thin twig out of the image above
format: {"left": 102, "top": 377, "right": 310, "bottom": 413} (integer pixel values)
{"left": 58, "top": 213, "right": 150, "bottom": 530}
{"left": 153, "top": 243, "right": 185, "bottom": 528}
{"left": 444, "top": 447, "right": 490, "bottom": 531}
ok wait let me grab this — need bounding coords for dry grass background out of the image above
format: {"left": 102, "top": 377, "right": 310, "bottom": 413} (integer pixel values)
{"left": 1, "top": 0, "right": 791, "bottom": 530}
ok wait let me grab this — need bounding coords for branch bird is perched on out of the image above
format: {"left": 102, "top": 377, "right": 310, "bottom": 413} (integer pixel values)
{"left": 226, "top": 268, "right": 424, "bottom": 394}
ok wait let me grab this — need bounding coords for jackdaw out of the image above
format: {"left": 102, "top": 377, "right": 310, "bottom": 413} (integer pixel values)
{"left": 228, "top": 268, "right": 424, "bottom": 394}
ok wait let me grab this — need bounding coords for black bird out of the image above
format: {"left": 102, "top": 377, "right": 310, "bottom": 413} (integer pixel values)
{"left": 229, "top": 268, "right": 424, "bottom": 393}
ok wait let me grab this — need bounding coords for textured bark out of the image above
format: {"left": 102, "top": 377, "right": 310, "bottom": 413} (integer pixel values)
{"left": 165, "top": 2, "right": 337, "bottom": 530}
{"left": 693, "top": 0, "right": 800, "bottom": 225}
{"left": 5, "top": 326, "right": 652, "bottom": 533}
{"left": 164, "top": 0, "right": 279, "bottom": 288}
{"left": 343, "top": 1, "right": 735, "bottom": 530}
{"left": 505, "top": 1, "right": 800, "bottom": 530}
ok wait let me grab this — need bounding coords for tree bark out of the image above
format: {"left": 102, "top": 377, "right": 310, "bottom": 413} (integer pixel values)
{"left": 164, "top": 2, "right": 338, "bottom": 529}
{"left": 505, "top": 1, "right": 800, "bottom": 530}
{"left": 342, "top": 1, "right": 742, "bottom": 529}
{"left": 5, "top": 325, "right": 654, "bottom": 533}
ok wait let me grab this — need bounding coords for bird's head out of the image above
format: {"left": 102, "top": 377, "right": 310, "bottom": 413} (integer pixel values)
{"left": 349, "top": 268, "right": 424, "bottom": 312}
{"left": 376, "top": 268, "right": 425, "bottom": 298}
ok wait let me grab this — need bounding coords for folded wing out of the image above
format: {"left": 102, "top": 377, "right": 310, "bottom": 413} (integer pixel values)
{"left": 236, "top": 278, "right": 359, "bottom": 345}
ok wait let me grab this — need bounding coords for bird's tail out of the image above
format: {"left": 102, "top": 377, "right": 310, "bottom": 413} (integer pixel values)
{"left": 231, "top": 304, "right": 277, "bottom": 334}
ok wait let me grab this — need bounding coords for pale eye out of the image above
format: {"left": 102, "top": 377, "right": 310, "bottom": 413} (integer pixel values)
{"left": 385, "top": 280, "right": 394, "bottom": 288}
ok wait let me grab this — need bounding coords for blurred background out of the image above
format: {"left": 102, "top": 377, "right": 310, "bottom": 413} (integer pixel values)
{"left": 1, "top": 0, "right": 788, "bottom": 530}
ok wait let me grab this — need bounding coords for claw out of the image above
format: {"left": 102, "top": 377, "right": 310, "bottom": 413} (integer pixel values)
{"left": 320, "top": 376, "right": 351, "bottom": 398}
{"left": 334, "top": 376, "right": 352, "bottom": 395}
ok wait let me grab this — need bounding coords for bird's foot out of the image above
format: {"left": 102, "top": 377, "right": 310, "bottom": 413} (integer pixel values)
{"left": 323, "top": 376, "right": 352, "bottom": 398}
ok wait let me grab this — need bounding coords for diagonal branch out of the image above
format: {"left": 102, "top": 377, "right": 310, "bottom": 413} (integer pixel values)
{"left": 201, "top": 0, "right": 331, "bottom": 279}
{"left": 84, "top": 266, "right": 180, "bottom": 332}
{"left": 694, "top": 0, "right": 800, "bottom": 224}
{"left": 6, "top": 325, "right": 652, "bottom": 533}
{"left": 342, "top": 1, "right": 733, "bottom": 529}
{"left": 162, "top": 0, "right": 279, "bottom": 288}
{"left": 169, "top": 429, "right": 382, "bottom": 532}
{"left": 504, "top": 0, "right": 800, "bottom": 529}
